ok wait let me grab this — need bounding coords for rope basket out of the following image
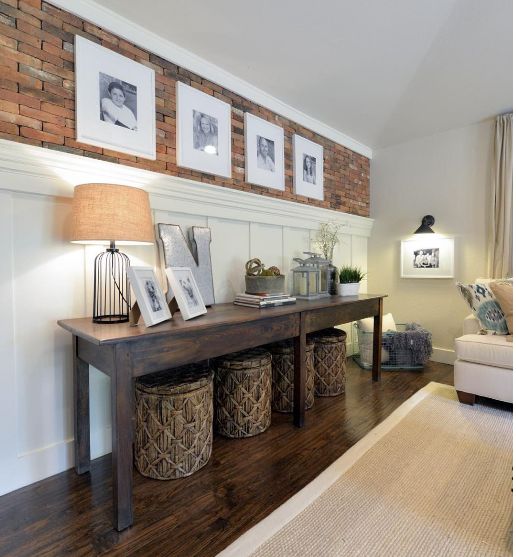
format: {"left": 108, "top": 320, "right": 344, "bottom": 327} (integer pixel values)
{"left": 309, "top": 328, "right": 347, "bottom": 396}
{"left": 213, "top": 348, "right": 272, "bottom": 438}
{"left": 268, "top": 338, "right": 316, "bottom": 413}
{"left": 134, "top": 362, "right": 213, "bottom": 480}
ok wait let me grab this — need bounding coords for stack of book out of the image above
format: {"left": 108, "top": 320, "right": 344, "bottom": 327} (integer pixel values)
{"left": 234, "top": 292, "right": 296, "bottom": 308}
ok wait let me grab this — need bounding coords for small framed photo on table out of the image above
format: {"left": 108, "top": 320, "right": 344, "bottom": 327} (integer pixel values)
{"left": 244, "top": 113, "right": 285, "bottom": 191}
{"left": 176, "top": 82, "right": 232, "bottom": 178}
{"left": 127, "top": 267, "right": 172, "bottom": 327}
{"left": 293, "top": 134, "right": 324, "bottom": 200}
{"left": 165, "top": 267, "right": 208, "bottom": 320}
{"left": 75, "top": 36, "right": 156, "bottom": 159}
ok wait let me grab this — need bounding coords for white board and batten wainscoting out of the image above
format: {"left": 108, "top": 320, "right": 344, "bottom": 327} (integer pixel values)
{"left": 0, "top": 138, "right": 373, "bottom": 495}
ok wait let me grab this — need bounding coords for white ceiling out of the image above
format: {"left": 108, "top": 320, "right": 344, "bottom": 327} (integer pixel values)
{"left": 92, "top": 0, "right": 512, "bottom": 151}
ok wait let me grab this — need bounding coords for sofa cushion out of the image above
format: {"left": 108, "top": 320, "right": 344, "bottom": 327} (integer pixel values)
{"left": 455, "top": 334, "right": 513, "bottom": 369}
{"left": 456, "top": 282, "right": 509, "bottom": 334}
{"left": 490, "top": 281, "right": 513, "bottom": 334}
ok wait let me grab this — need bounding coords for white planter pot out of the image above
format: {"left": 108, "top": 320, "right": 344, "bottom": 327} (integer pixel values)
{"left": 337, "top": 282, "right": 360, "bottom": 296}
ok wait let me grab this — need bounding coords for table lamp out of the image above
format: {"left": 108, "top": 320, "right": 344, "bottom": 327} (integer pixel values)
{"left": 70, "top": 183, "right": 155, "bottom": 323}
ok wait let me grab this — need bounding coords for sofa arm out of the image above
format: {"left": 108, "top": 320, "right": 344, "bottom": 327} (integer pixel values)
{"left": 463, "top": 314, "right": 480, "bottom": 335}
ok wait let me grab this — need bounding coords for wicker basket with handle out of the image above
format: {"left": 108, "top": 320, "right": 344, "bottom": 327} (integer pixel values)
{"left": 134, "top": 362, "right": 213, "bottom": 480}
{"left": 213, "top": 348, "right": 272, "bottom": 438}
{"left": 309, "top": 328, "right": 347, "bottom": 396}
{"left": 267, "top": 337, "right": 316, "bottom": 413}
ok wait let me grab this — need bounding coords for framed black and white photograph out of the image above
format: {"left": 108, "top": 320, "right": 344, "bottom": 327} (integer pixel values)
{"left": 244, "top": 113, "right": 285, "bottom": 190}
{"left": 176, "top": 82, "right": 231, "bottom": 178}
{"left": 293, "top": 134, "right": 324, "bottom": 200}
{"left": 75, "top": 36, "right": 156, "bottom": 159}
{"left": 165, "top": 266, "right": 208, "bottom": 320}
{"left": 127, "top": 267, "right": 172, "bottom": 327}
{"left": 401, "top": 238, "right": 454, "bottom": 278}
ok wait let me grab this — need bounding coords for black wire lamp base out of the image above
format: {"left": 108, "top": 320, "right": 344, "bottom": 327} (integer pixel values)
{"left": 93, "top": 241, "right": 131, "bottom": 324}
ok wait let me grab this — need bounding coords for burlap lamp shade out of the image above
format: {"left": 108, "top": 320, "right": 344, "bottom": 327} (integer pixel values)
{"left": 70, "top": 183, "right": 155, "bottom": 324}
{"left": 71, "top": 183, "right": 154, "bottom": 245}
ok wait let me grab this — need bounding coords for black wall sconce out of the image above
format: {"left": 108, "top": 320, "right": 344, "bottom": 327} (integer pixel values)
{"left": 414, "top": 215, "right": 435, "bottom": 234}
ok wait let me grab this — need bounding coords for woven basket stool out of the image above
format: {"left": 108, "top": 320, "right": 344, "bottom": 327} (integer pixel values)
{"left": 213, "top": 348, "right": 272, "bottom": 438}
{"left": 309, "top": 328, "right": 347, "bottom": 396}
{"left": 268, "top": 337, "right": 315, "bottom": 413}
{"left": 134, "top": 362, "right": 213, "bottom": 480}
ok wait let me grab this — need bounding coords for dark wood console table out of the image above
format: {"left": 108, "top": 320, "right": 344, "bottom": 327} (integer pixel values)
{"left": 58, "top": 294, "right": 385, "bottom": 531}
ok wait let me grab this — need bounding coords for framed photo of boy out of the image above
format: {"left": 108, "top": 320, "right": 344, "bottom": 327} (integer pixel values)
{"left": 165, "top": 267, "right": 208, "bottom": 321}
{"left": 176, "top": 82, "right": 232, "bottom": 178}
{"left": 75, "top": 36, "right": 156, "bottom": 160}
{"left": 293, "top": 134, "right": 324, "bottom": 200}
{"left": 400, "top": 237, "right": 455, "bottom": 278}
{"left": 244, "top": 113, "right": 285, "bottom": 191}
{"left": 127, "top": 267, "right": 172, "bottom": 327}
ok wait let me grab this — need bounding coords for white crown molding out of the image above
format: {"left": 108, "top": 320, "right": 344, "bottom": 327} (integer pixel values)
{"left": 47, "top": 0, "right": 372, "bottom": 159}
{"left": 0, "top": 139, "right": 374, "bottom": 236}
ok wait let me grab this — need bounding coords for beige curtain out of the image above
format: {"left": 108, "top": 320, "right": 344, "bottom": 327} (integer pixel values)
{"left": 487, "top": 113, "right": 513, "bottom": 278}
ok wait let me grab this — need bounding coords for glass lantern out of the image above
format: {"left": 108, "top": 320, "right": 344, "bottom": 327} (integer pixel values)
{"left": 302, "top": 252, "right": 330, "bottom": 297}
{"left": 292, "top": 257, "right": 320, "bottom": 299}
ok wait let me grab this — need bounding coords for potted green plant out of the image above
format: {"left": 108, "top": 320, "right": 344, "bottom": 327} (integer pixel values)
{"left": 338, "top": 266, "right": 366, "bottom": 296}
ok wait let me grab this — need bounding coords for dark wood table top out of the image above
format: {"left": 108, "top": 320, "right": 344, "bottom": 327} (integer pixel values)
{"left": 58, "top": 294, "right": 387, "bottom": 345}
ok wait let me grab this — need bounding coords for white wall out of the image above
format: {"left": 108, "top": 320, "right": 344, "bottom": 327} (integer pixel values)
{"left": 368, "top": 120, "right": 493, "bottom": 362}
{"left": 0, "top": 139, "right": 373, "bottom": 495}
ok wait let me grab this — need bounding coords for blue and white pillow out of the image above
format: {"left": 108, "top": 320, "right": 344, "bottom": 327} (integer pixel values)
{"left": 456, "top": 282, "right": 509, "bottom": 334}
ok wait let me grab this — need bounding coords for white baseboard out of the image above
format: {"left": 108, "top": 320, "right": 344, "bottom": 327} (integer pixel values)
{"left": 430, "top": 347, "right": 456, "bottom": 365}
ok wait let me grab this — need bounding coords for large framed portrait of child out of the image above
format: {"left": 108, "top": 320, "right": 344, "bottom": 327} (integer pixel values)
{"left": 176, "top": 82, "right": 232, "bottom": 178}
{"left": 75, "top": 36, "right": 156, "bottom": 160}
{"left": 244, "top": 112, "right": 285, "bottom": 191}
{"left": 293, "top": 134, "right": 324, "bottom": 200}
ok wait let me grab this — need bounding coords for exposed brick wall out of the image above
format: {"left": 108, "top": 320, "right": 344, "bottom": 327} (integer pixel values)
{"left": 0, "top": 0, "right": 370, "bottom": 216}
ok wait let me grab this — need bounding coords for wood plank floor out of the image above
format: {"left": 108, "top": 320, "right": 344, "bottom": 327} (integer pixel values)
{"left": 0, "top": 360, "right": 455, "bottom": 557}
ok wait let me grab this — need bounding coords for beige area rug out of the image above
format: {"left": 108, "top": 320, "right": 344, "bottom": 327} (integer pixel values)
{"left": 218, "top": 383, "right": 512, "bottom": 557}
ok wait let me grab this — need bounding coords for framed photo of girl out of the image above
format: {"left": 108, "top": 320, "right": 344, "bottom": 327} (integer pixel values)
{"left": 75, "top": 36, "right": 156, "bottom": 160}
{"left": 244, "top": 113, "right": 285, "bottom": 191}
{"left": 165, "top": 267, "right": 208, "bottom": 321}
{"left": 293, "top": 134, "right": 324, "bottom": 200}
{"left": 176, "top": 82, "right": 232, "bottom": 178}
{"left": 127, "top": 267, "right": 172, "bottom": 327}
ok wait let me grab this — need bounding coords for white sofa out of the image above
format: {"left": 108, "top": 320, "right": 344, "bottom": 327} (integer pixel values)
{"left": 454, "top": 314, "right": 513, "bottom": 404}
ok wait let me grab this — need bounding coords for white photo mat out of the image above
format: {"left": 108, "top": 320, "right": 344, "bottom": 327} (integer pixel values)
{"left": 176, "top": 82, "right": 232, "bottom": 178}
{"left": 165, "top": 266, "right": 207, "bottom": 320}
{"left": 244, "top": 113, "right": 285, "bottom": 191}
{"left": 127, "top": 266, "right": 171, "bottom": 327}
{"left": 75, "top": 36, "right": 156, "bottom": 159}
{"left": 293, "top": 134, "right": 324, "bottom": 200}
{"left": 401, "top": 237, "right": 455, "bottom": 278}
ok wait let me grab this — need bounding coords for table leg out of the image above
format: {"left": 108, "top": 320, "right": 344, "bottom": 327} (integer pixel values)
{"left": 111, "top": 344, "right": 134, "bottom": 531}
{"left": 372, "top": 298, "right": 383, "bottom": 382}
{"left": 293, "top": 313, "right": 307, "bottom": 428}
{"left": 73, "top": 335, "right": 90, "bottom": 474}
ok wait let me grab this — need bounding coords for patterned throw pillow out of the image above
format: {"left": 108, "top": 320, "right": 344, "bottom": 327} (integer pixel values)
{"left": 456, "top": 282, "right": 509, "bottom": 334}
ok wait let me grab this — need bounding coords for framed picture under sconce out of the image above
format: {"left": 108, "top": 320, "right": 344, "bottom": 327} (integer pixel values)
{"left": 165, "top": 267, "right": 208, "bottom": 321}
{"left": 127, "top": 266, "right": 172, "bottom": 327}
{"left": 293, "top": 134, "right": 324, "bottom": 200}
{"left": 176, "top": 82, "right": 232, "bottom": 178}
{"left": 75, "top": 36, "right": 156, "bottom": 159}
{"left": 244, "top": 113, "right": 285, "bottom": 191}
{"left": 400, "top": 238, "right": 455, "bottom": 278}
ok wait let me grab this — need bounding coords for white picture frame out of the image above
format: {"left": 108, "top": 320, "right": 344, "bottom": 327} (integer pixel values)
{"left": 401, "top": 237, "right": 455, "bottom": 278}
{"left": 176, "top": 82, "right": 232, "bottom": 178}
{"left": 75, "top": 36, "right": 156, "bottom": 160}
{"left": 127, "top": 266, "right": 171, "bottom": 327}
{"left": 244, "top": 113, "right": 285, "bottom": 191}
{"left": 165, "top": 266, "right": 208, "bottom": 320}
{"left": 293, "top": 134, "right": 324, "bottom": 200}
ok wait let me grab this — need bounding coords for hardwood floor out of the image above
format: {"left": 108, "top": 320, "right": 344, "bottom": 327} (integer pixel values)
{"left": 0, "top": 360, "right": 454, "bottom": 557}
